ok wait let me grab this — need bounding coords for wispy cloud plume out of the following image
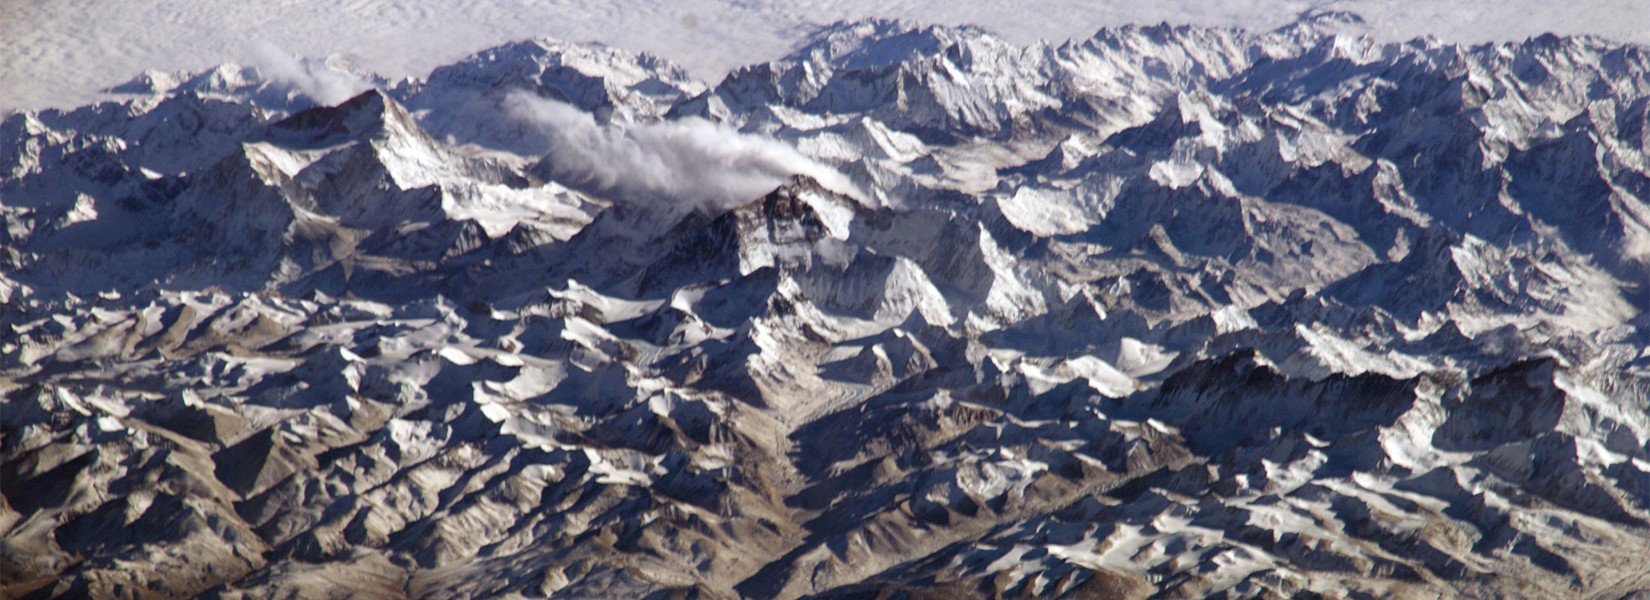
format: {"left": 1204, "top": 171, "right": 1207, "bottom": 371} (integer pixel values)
{"left": 248, "top": 41, "right": 369, "bottom": 106}
{"left": 504, "top": 91, "right": 862, "bottom": 211}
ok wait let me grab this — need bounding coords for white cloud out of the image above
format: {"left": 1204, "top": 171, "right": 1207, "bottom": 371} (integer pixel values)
{"left": 247, "top": 40, "right": 368, "bottom": 106}
{"left": 504, "top": 91, "right": 863, "bottom": 212}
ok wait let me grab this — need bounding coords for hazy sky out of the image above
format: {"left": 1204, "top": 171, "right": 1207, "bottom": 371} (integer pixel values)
{"left": 2, "top": 0, "right": 1644, "bottom": 113}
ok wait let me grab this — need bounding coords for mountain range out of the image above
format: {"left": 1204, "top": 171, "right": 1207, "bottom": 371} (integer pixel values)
{"left": 4, "top": 12, "right": 1650, "bottom": 598}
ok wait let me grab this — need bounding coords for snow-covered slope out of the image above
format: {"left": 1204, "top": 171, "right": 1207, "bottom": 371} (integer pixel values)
{"left": 5, "top": 16, "right": 1650, "bottom": 599}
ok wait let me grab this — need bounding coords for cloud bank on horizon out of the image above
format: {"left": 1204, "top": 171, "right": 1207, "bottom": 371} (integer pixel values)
{"left": 2, "top": 0, "right": 1647, "bottom": 114}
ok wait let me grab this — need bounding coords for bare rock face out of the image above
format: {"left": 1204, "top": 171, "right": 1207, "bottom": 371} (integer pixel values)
{"left": 6, "top": 15, "right": 1650, "bottom": 599}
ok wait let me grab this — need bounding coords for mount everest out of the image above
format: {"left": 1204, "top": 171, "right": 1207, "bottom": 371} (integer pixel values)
{"left": 4, "top": 12, "right": 1650, "bottom": 598}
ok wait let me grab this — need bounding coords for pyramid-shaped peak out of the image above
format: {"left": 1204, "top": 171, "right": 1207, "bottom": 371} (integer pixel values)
{"left": 725, "top": 174, "right": 862, "bottom": 240}
{"left": 264, "top": 88, "right": 421, "bottom": 147}
{"left": 740, "top": 175, "right": 831, "bottom": 219}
